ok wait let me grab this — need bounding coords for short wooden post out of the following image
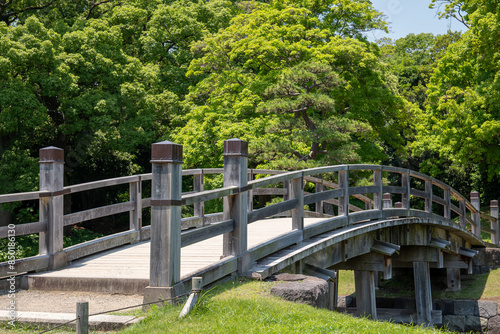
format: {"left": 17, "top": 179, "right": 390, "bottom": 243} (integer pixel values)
{"left": 179, "top": 277, "right": 203, "bottom": 318}
{"left": 129, "top": 177, "right": 142, "bottom": 240}
{"left": 144, "top": 140, "right": 183, "bottom": 305}
{"left": 291, "top": 176, "right": 304, "bottom": 231}
{"left": 39, "top": 147, "right": 67, "bottom": 270}
{"left": 354, "top": 270, "right": 377, "bottom": 320}
{"left": 76, "top": 302, "right": 89, "bottom": 334}
{"left": 490, "top": 200, "right": 499, "bottom": 246}
{"left": 395, "top": 202, "right": 403, "bottom": 209}
{"left": 470, "top": 191, "right": 481, "bottom": 238}
{"left": 383, "top": 193, "right": 392, "bottom": 209}
{"left": 339, "top": 169, "right": 349, "bottom": 218}
{"left": 316, "top": 181, "right": 324, "bottom": 214}
{"left": 413, "top": 261, "right": 433, "bottom": 325}
{"left": 459, "top": 199, "right": 466, "bottom": 229}
{"left": 248, "top": 170, "right": 254, "bottom": 212}
{"left": 222, "top": 139, "right": 249, "bottom": 272}
{"left": 425, "top": 180, "right": 432, "bottom": 214}
{"left": 373, "top": 169, "right": 382, "bottom": 211}
{"left": 193, "top": 172, "right": 205, "bottom": 225}
{"left": 443, "top": 189, "right": 451, "bottom": 219}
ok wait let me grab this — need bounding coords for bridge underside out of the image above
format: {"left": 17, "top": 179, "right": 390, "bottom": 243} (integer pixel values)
{"left": 247, "top": 217, "right": 484, "bottom": 326}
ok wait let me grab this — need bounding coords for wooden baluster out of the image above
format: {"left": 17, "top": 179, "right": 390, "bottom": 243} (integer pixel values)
{"left": 193, "top": 172, "right": 205, "bottom": 226}
{"left": 339, "top": 169, "right": 349, "bottom": 219}
{"left": 248, "top": 169, "right": 253, "bottom": 212}
{"left": 402, "top": 171, "right": 410, "bottom": 210}
{"left": 222, "top": 139, "right": 249, "bottom": 273}
{"left": 316, "top": 179, "right": 324, "bottom": 215}
{"left": 291, "top": 174, "right": 304, "bottom": 231}
{"left": 470, "top": 191, "right": 481, "bottom": 238}
{"left": 443, "top": 188, "right": 451, "bottom": 220}
{"left": 490, "top": 200, "right": 498, "bottom": 246}
{"left": 39, "top": 147, "right": 67, "bottom": 270}
{"left": 459, "top": 199, "right": 466, "bottom": 229}
{"left": 425, "top": 180, "right": 432, "bottom": 214}
{"left": 373, "top": 169, "right": 382, "bottom": 211}
{"left": 129, "top": 176, "right": 142, "bottom": 241}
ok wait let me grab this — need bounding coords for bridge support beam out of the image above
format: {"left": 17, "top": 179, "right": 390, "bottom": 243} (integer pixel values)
{"left": 222, "top": 139, "right": 249, "bottom": 273}
{"left": 446, "top": 268, "right": 461, "bottom": 292}
{"left": 39, "top": 147, "right": 67, "bottom": 270}
{"left": 413, "top": 261, "right": 433, "bottom": 326}
{"left": 145, "top": 141, "right": 184, "bottom": 307}
{"left": 354, "top": 270, "right": 377, "bottom": 320}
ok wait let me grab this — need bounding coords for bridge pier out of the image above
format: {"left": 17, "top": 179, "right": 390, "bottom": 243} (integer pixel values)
{"left": 413, "top": 261, "right": 433, "bottom": 326}
{"left": 354, "top": 270, "right": 377, "bottom": 320}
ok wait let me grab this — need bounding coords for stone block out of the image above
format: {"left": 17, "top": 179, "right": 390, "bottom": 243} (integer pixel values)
{"left": 442, "top": 315, "right": 465, "bottom": 332}
{"left": 478, "top": 300, "right": 498, "bottom": 319}
{"left": 270, "top": 277, "right": 329, "bottom": 309}
{"left": 455, "top": 300, "right": 479, "bottom": 316}
{"left": 434, "top": 299, "right": 455, "bottom": 315}
{"left": 464, "top": 316, "right": 482, "bottom": 332}
{"left": 489, "top": 315, "right": 500, "bottom": 334}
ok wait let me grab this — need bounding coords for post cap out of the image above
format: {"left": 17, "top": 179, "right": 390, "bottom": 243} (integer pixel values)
{"left": 395, "top": 202, "right": 403, "bottom": 208}
{"left": 223, "top": 138, "right": 248, "bottom": 157}
{"left": 151, "top": 140, "right": 183, "bottom": 164}
{"left": 470, "top": 191, "right": 480, "bottom": 199}
{"left": 192, "top": 277, "right": 203, "bottom": 291}
{"left": 39, "top": 147, "right": 64, "bottom": 163}
{"left": 491, "top": 200, "right": 498, "bottom": 208}
{"left": 383, "top": 193, "right": 392, "bottom": 201}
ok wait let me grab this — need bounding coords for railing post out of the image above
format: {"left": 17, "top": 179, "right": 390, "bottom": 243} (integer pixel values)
{"left": 425, "top": 179, "right": 432, "bottom": 214}
{"left": 490, "top": 200, "right": 499, "bottom": 246}
{"left": 193, "top": 172, "right": 205, "bottom": 225}
{"left": 39, "top": 147, "right": 66, "bottom": 270}
{"left": 383, "top": 193, "right": 392, "bottom": 209}
{"left": 471, "top": 191, "right": 481, "bottom": 238}
{"left": 76, "top": 301, "right": 89, "bottom": 334}
{"left": 222, "top": 139, "right": 248, "bottom": 273}
{"left": 373, "top": 169, "right": 382, "bottom": 211}
{"left": 316, "top": 180, "right": 324, "bottom": 215}
{"left": 144, "top": 140, "right": 183, "bottom": 306}
{"left": 129, "top": 177, "right": 142, "bottom": 241}
{"left": 444, "top": 188, "right": 451, "bottom": 219}
{"left": 248, "top": 169, "right": 254, "bottom": 212}
{"left": 402, "top": 171, "right": 410, "bottom": 210}
{"left": 339, "top": 169, "right": 349, "bottom": 218}
{"left": 291, "top": 175, "right": 304, "bottom": 231}
{"left": 459, "top": 199, "right": 466, "bottom": 228}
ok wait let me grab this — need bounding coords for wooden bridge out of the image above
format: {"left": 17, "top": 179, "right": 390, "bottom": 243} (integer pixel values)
{"left": 1, "top": 139, "right": 499, "bottom": 326}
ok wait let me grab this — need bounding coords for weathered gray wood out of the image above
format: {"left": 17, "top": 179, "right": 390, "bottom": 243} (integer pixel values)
{"left": 149, "top": 141, "right": 183, "bottom": 288}
{"left": 459, "top": 200, "right": 466, "bottom": 228}
{"left": 302, "top": 165, "right": 347, "bottom": 176}
{"left": 252, "top": 188, "right": 288, "bottom": 196}
{"left": 247, "top": 199, "right": 299, "bottom": 224}
{"left": 179, "top": 277, "right": 203, "bottom": 318}
{"left": 339, "top": 308, "right": 442, "bottom": 325}
{"left": 183, "top": 186, "right": 237, "bottom": 206}
{"left": 64, "top": 202, "right": 135, "bottom": 226}
{"left": 0, "top": 191, "right": 42, "bottom": 204}
{"left": 76, "top": 302, "right": 89, "bottom": 334}
{"left": 193, "top": 173, "right": 204, "bottom": 224}
{"left": 315, "top": 182, "right": 324, "bottom": 214}
{"left": 425, "top": 180, "right": 432, "bottom": 214}
{"left": 129, "top": 179, "right": 142, "bottom": 236}
{"left": 304, "top": 175, "right": 372, "bottom": 205}
{"left": 247, "top": 171, "right": 303, "bottom": 189}
{"left": 349, "top": 164, "right": 382, "bottom": 171}
{"left": 470, "top": 191, "right": 481, "bottom": 237}
{"left": 338, "top": 170, "right": 349, "bottom": 217}
{"left": 354, "top": 270, "right": 377, "bottom": 320}
{"left": 0, "top": 221, "right": 46, "bottom": 238}
{"left": 66, "top": 175, "right": 140, "bottom": 194}
{"left": 222, "top": 139, "right": 249, "bottom": 273}
{"left": 247, "top": 230, "right": 303, "bottom": 263}
{"left": 195, "top": 168, "right": 224, "bottom": 175}
{"left": 348, "top": 210, "right": 383, "bottom": 224}
{"left": 432, "top": 195, "right": 447, "bottom": 206}
{"left": 410, "top": 189, "right": 429, "bottom": 200}
{"left": 382, "top": 186, "right": 406, "bottom": 194}
{"left": 181, "top": 220, "right": 234, "bottom": 248}
{"left": 446, "top": 268, "right": 461, "bottom": 291}
{"left": 383, "top": 193, "right": 392, "bottom": 209}
{"left": 349, "top": 185, "right": 380, "bottom": 196}
{"left": 303, "top": 216, "right": 348, "bottom": 239}
{"left": 373, "top": 170, "right": 382, "bottom": 210}
{"left": 334, "top": 253, "right": 386, "bottom": 272}
{"left": 248, "top": 170, "right": 254, "bottom": 212}
{"left": 64, "top": 230, "right": 140, "bottom": 262}
{"left": 0, "top": 254, "right": 49, "bottom": 277}
{"left": 491, "top": 200, "right": 499, "bottom": 246}
{"left": 182, "top": 169, "right": 203, "bottom": 176}
{"left": 371, "top": 240, "right": 400, "bottom": 256}
{"left": 413, "top": 261, "right": 433, "bottom": 325}
{"left": 402, "top": 172, "right": 410, "bottom": 209}
{"left": 291, "top": 176, "right": 304, "bottom": 231}
{"left": 303, "top": 189, "right": 343, "bottom": 206}
{"left": 382, "top": 208, "right": 410, "bottom": 218}
{"left": 39, "top": 147, "right": 66, "bottom": 270}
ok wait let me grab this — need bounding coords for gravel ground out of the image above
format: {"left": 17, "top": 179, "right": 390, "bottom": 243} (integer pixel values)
{"left": 0, "top": 289, "right": 144, "bottom": 315}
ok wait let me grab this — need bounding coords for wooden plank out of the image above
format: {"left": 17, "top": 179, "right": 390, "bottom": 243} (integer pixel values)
{"left": 348, "top": 164, "right": 381, "bottom": 171}
{"left": 182, "top": 169, "right": 203, "bottom": 176}
{"left": 183, "top": 186, "right": 237, "bottom": 206}
{"left": 199, "top": 168, "right": 224, "bottom": 175}
{"left": 63, "top": 202, "right": 135, "bottom": 226}
{"left": 0, "top": 221, "right": 46, "bottom": 238}
{"left": 180, "top": 256, "right": 237, "bottom": 288}
{"left": 354, "top": 270, "right": 377, "bottom": 320}
{"left": 247, "top": 230, "right": 303, "bottom": 263}
{"left": 0, "top": 191, "right": 41, "bottom": 204}
{"left": 382, "top": 166, "right": 407, "bottom": 174}
{"left": 65, "top": 175, "right": 140, "bottom": 194}
{"left": 382, "top": 208, "right": 410, "bottom": 218}
{"left": 252, "top": 188, "right": 287, "bottom": 196}
{"left": 413, "top": 261, "right": 433, "bottom": 325}
{"left": 248, "top": 199, "right": 299, "bottom": 224}
{"left": 382, "top": 186, "right": 406, "bottom": 194}
{"left": 302, "top": 165, "right": 347, "bottom": 176}
{"left": 303, "top": 216, "right": 348, "bottom": 239}
{"left": 432, "top": 195, "right": 446, "bottom": 206}
{"left": 410, "top": 189, "right": 429, "bottom": 199}
{"left": 142, "top": 197, "right": 151, "bottom": 208}
{"left": 349, "top": 186, "right": 379, "bottom": 196}
{"left": 348, "top": 210, "right": 383, "bottom": 224}
{"left": 181, "top": 220, "right": 234, "bottom": 248}
{"left": 64, "top": 230, "right": 139, "bottom": 262}
{"left": 0, "top": 255, "right": 49, "bottom": 278}
{"left": 303, "top": 189, "right": 343, "bottom": 206}
{"left": 248, "top": 171, "right": 302, "bottom": 189}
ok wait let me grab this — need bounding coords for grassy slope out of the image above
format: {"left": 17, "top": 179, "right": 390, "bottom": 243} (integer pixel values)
{"left": 120, "top": 279, "right": 452, "bottom": 334}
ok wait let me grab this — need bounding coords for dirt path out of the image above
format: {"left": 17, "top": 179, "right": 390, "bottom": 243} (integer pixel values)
{"left": 0, "top": 289, "right": 144, "bottom": 315}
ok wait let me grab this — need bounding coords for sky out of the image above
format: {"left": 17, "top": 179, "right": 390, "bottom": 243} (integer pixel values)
{"left": 366, "top": 0, "right": 468, "bottom": 42}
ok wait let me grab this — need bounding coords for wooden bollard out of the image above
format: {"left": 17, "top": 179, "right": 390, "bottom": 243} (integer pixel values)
{"left": 179, "top": 277, "right": 203, "bottom": 318}
{"left": 491, "top": 200, "right": 499, "bottom": 246}
{"left": 76, "top": 302, "right": 89, "bottom": 334}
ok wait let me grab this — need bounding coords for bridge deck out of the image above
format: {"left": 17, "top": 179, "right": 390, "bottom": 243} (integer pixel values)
{"left": 26, "top": 218, "right": 322, "bottom": 293}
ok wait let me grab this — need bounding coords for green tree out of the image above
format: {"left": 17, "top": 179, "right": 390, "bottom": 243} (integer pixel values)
{"left": 176, "top": 0, "right": 412, "bottom": 170}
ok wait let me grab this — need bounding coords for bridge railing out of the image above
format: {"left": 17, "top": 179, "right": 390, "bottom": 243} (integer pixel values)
{"left": 0, "top": 139, "right": 499, "bottom": 288}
